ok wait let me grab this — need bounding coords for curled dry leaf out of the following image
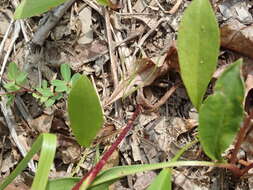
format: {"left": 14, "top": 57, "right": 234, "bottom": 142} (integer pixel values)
{"left": 221, "top": 18, "right": 253, "bottom": 59}
{"left": 105, "top": 45, "right": 178, "bottom": 105}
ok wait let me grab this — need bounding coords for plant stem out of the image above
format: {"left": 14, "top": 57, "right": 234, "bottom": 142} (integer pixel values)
{"left": 230, "top": 110, "right": 253, "bottom": 164}
{"left": 72, "top": 105, "right": 142, "bottom": 190}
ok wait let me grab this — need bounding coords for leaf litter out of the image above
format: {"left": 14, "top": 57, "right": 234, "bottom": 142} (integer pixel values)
{"left": 2, "top": 0, "right": 253, "bottom": 189}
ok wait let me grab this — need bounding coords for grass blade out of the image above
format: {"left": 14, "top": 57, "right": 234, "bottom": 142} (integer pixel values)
{"left": 0, "top": 133, "right": 57, "bottom": 190}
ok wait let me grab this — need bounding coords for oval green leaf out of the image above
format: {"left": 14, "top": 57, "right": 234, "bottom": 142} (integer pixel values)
{"left": 177, "top": 0, "right": 220, "bottom": 110}
{"left": 14, "top": 0, "right": 68, "bottom": 19}
{"left": 61, "top": 64, "right": 71, "bottom": 82}
{"left": 68, "top": 75, "right": 103, "bottom": 147}
{"left": 199, "top": 61, "right": 244, "bottom": 161}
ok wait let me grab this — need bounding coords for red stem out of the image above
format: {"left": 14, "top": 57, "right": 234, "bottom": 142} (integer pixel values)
{"left": 230, "top": 110, "right": 253, "bottom": 164}
{"left": 72, "top": 105, "right": 142, "bottom": 190}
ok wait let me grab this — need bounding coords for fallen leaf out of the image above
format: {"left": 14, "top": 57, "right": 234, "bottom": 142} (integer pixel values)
{"left": 221, "top": 18, "right": 253, "bottom": 59}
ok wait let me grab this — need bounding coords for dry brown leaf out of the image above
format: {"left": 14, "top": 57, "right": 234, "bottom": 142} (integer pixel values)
{"left": 30, "top": 114, "right": 53, "bottom": 133}
{"left": 105, "top": 45, "right": 178, "bottom": 106}
{"left": 221, "top": 18, "right": 253, "bottom": 59}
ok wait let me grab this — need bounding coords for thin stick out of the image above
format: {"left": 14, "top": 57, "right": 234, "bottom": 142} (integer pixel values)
{"left": 0, "top": 21, "right": 20, "bottom": 82}
{"left": 72, "top": 105, "right": 142, "bottom": 190}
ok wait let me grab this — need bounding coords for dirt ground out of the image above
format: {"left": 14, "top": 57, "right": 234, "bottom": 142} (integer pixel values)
{"left": 1, "top": 0, "right": 253, "bottom": 189}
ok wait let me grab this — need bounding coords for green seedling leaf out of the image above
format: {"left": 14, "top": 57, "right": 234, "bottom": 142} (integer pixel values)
{"left": 147, "top": 168, "right": 171, "bottom": 190}
{"left": 47, "top": 159, "right": 212, "bottom": 190}
{"left": 199, "top": 61, "right": 244, "bottom": 161}
{"left": 4, "top": 82, "right": 20, "bottom": 91}
{"left": 96, "top": 0, "right": 109, "bottom": 6}
{"left": 148, "top": 139, "right": 198, "bottom": 190}
{"left": 214, "top": 59, "right": 244, "bottom": 103}
{"left": 14, "top": 0, "right": 68, "bottom": 19}
{"left": 61, "top": 64, "right": 71, "bottom": 82}
{"left": 55, "top": 85, "right": 68, "bottom": 92}
{"left": 46, "top": 178, "right": 80, "bottom": 190}
{"left": 90, "top": 161, "right": 215, "bottom": 188}
{"left": 68, "top": 75, "right": 103, "bottom": 147}
{"left": 42, "top": 80, "right": 48, "bottom": 89}
{"left": 16, "top": 72, "right": 28, "bottom": 85}
{"left": 177, "top": 0, "right": 220, "bottom": 110}
{"left": 51, "top": 79, "right": 67, "bottom": 87}
{"left": 36, "top": 88, "right": 54, "bottom": 97}
{"left": 0, "top": 133, "right": 57, "bottom": 190}
{"left": 6, "top": 94, "right": 15, "bottom": 106}
{"left": 7, "top": 62, "right": 19, "bottom": 81}
{"left": 45, "top": 98, "right": 55, "bottom": 107}
{"left": 71, "top": 73, "right": 82, "bottom": 85}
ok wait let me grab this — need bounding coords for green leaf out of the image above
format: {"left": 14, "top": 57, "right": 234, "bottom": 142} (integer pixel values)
{"left": 68, "top": 75, "right": 103, "bottom": 147}
{"left": 45, "top": 98, "right": 55, "bottom": 107}
{"left": 90, "top": 161, "right": 215, "bottom": 188}
{"left": 55, "top": 85, "right": 68, "bottom": 92}
{"left": 47, "top": 160, "right": 213, "bottom": 190}
{"left": 4, "top": 82, "right": 20, "bottom": 91}
{"left": 147, "top": 169, "right": 171, "bottom": 190}
{"left": 14, "top": 0, "right": 68, "bottom": 19}
{"left": 42, "top": 80, "right": 48, "bottom": 89}
{"left": 96, "top": 0, "right": 109, "bottom": 6}
{"left": 6, "top": 94, "right": 15, "bottom": 106}
{"left": 214, "top": 59, "right": 244, "bottom": 103}
{"left": 7, "top": 62, "right": 19, "bottom": 81}
{"left": 199, "top": 61, "right": 244, "bottom": 161}
{"left": 51, "top": 79, "right": 67, "bottom": 87}
{"left": 71, "top": 73, "right": 82, "bottom": 85}
{"left": 177, "top": 0, "right": 220, "bottom": 110}
{"left": 16, "top": 72, "right": 28, "bottom": 85}
{"left": 36, "top": 88, "right": 54, "bottom": 97}
{"left": 46, "top": 178, "right": 80, "bottom": 190}
{"left": 0, "top": 134, "right": 57, "bottom": 190}
{"left": 61, "top": 64, "right": 71, "bottom": 82}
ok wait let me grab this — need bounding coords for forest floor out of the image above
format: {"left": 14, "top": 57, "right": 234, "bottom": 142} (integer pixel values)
{"left": 1, "top": 0, "right": 253, "bottom": 189}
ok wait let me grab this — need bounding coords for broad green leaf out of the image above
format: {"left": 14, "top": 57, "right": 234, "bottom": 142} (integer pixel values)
{"left": 14, "top": 0, "right": 68, "bottom": 19}
{"left": 147, "top": 169, "right": 171, "bottom": 190}
{"left": 214, "top": 59, "right": 244, "bottom": 103}
{"left": 7, "top": 62, "right": 19, "bottom": 81}
{"left": 177, "top": 0, "right": 220, "bottom": 110}
{"left": 61, "top": 64, "right": 71, "bottom": 82}
{"left": 16, "top": 72, "right": 28, "bottom": 85}
{"left": 46, "top": 178, "right": 111, "bottom": 190}
{"left": 68, "top": 75, "right": 103, "bottom": 147}
{"left": 71, "top": 73, "right": 82, "bottom": 85}
{"left": 0, "top": 134, "right": 57, "bottom": 190}
{"left": 46, "top": 178, "right": 80, "bottom": 190}
{"left": 51, "top": 79, "right": 67, "bottom": 87}
{"left": 199, "top": 61, "right": 244, "bottom": 161}
{"left": 96, "top": 0, "right": 109, "bottom": 6}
